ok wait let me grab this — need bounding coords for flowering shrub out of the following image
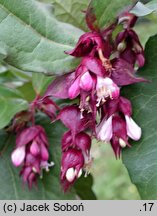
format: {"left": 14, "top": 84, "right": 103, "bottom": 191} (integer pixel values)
{"left": 0, "top": 0, "right": 157, "bottom": 199}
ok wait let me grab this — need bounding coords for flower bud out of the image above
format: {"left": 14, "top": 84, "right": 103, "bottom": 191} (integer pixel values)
{"left": 117, "top": 42, "right": 126, "bottom": 52}
{"left": 68, "top": 77, "right": 80, "bottom": 99}
{"left": 79, "top": 71, "right": 93, "bottom": 91}
{"left": 66, "top": 168, "right": 75, "bottom": 182}
{"left": 119, "top": 97, "right": 132, "bottom": 116}
{"left": 75, "top": 132, "right": 91, "bottom": 157}
{"left": 119, "top": 138, "right": 127, "bottom": 148}
{"left": 11, "top": 146, "right": 26, "bottom": 167}
{"left": 30, "top": 140, "right": 40, "bottom": 156}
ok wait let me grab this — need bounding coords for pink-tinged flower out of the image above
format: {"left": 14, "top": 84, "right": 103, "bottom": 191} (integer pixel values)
{"left": 61, "top": 149, "right": 84, "bottom": 191}
{"left": 68, "top": 56, "right": 105, "bottom": 99}
{"left": 11, "top": 146, "right": 26, "bottom": 167}
{"left": 65, "top": 32, "right": 111, "bottom": 58}
{"left": 96, "top": 77, "right": 120, "bottom": 106}
{"left": 96, "top": 116, "right": 113, "bottom": 142}
{"left": 125, "top": 115, "right": 142, "bottom": 140}
{"left": 62, "top": 130, "right": 91, "bottom": 159}
{"left": 99, "top": 96, "right": 142, "bottom": 157}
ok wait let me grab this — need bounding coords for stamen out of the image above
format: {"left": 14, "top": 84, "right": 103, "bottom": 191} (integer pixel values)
{"left": 80, "top": 108, "right": 84, "bottom": 119}
{"left": 98, "top": 49, "right": 112, "bottom": 71}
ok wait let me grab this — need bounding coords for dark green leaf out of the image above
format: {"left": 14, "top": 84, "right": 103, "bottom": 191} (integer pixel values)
{"left": 90, "top": 0, "right": 136, "bottom": 29}
{"left": 74, "top": 174, "right": 97, "bottom": 200}
{"left": 17, "top": 82, "right": 36, "bottom": 102}
{"left": 50, "top": 0, "right": 89, "bottom": 31}
{"left": 0, "top": 86, "right": 28, "bottom": 129}
{"left": 32, "top": 73, "right": 53, "bottom": 95}
{"left": 122, "top": 35, "right": 157, "bottom": 199}
{"left": 0, "top": 85, "right": 23, "bottom": 98}
{"left": 0, "top": 0, "right": 83, "bottom": 75}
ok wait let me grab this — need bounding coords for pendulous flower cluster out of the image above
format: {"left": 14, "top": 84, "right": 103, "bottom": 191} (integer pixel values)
{"left": 11, "top": 96, "right": 57, "bottom": 187}
{"left": 10, "top": 9, "right": 147, "bottom": 191}
{"left": 44, "top": 11, "right": 146, "bottom": 190}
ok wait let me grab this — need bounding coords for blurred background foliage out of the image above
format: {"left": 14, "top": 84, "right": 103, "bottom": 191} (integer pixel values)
{"left": 91, "top": 140, "right": 140, "bottom": 199}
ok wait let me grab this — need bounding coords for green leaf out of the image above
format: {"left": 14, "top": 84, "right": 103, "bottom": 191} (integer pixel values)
{"left": 0, "top": 85, "right": 23, "bottom": 98}
{"left": 17, "top": 82, "right": 36, "bottom": 102}
{"left": 32, "top": 73, "right": 53, "bottom": 95}
{"left": 50, "top": 0, "right": 89, "bottom": 31}
{"left": 74, "top": 174, "right": 97, "bottom": 200}
{"left": 90, "top": 0, "right": 135, "bottom": 29}
{"left": 131, "top": 1, "right": 157, "bottom": 17}
{"left": 0, "top": 86, "right": 28, "bottom": 129}
{"left": 122, "top": 35, "right": 157, "bottom": 199}
{"left": 0, "top": 0, "right": 83, "bottom": 75}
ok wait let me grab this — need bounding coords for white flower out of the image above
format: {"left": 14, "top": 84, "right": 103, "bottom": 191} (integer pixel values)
{"left": 96, "top": 77, "right": 120, "bottom": 106}
{"left": 96, "top": 116, "right": 113, "bottom": 142}
{"left": 125, "top": 115, "right": 142, "bottom": 140}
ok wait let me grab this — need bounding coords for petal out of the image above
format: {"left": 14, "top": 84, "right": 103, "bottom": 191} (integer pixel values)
{"left": 11, "top": 146, "right": 25, "bottom": 167}
{"left": 30, "top": 140, "right": 40, "bottom": 156}
{"left": 96, "top": 116, "right": 113, "bottom": 142}
{"left": 79, "top": 71, "right": 93, "bottom": 91}
{"left": 125, "top": 115, "right": 142, "bottom": 140}
{"left": 110, "top": 83, "right": 120, "bottom": 99}
{"left": 96, "top": 77, "right": 113, "bottom": 89}
{"left": 68, "top": 77, "right": 80, "bottom": 99}
{"left": 40, "top": 143, "right": 49, "bottom": 161}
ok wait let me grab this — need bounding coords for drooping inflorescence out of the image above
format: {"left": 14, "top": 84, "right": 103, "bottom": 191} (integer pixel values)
{"left": 10, "top": 8, "right": 146, "bottom": 191}
{"left": 44, "top": 10, "right": 146, "bottom": 190}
